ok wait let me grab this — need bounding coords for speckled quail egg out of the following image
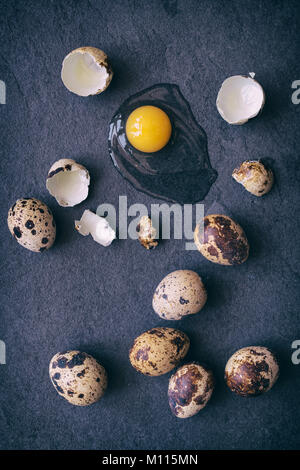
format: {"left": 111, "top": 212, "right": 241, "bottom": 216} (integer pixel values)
{"left": 168, "top": 363, "right": 214, "bottom": 418}
{"left": 7, "top": 198, "right": 56, "bottom": 252}
{"left": 194, "top": 214, "right": 249, "bottom": 265}
{"left": 232, "top": 160, "right": 273, "bottom": 196}
{"left": 152, "top": 270, "right": 207, "bottom": 320}
{"left": 225, "top": 346, "right": 279, "bottom": 397}
{"left": 129, "top": 327, "right": 190, "bottom": 376}
{"left": 46, "top": 158, "right": 90, "bottom": 207}
{"left": 49, "top": 351, "right": 107, "bottom": 406}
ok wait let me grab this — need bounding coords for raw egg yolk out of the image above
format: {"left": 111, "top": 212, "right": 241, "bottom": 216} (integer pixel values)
{"left": 126, "top": 105, "right": 172, "bottom": 153}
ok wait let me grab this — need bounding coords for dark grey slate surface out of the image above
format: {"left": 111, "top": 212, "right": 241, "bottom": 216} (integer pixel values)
{"left": 0, "top": 0, "right": 300, "bottom": 450}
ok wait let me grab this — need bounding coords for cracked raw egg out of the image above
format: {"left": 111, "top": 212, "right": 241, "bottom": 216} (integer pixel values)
{"left": 109, "top": 84, "right": 217, "bottom": 204}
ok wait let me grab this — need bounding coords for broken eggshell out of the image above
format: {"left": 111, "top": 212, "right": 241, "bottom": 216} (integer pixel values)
{"left": 137, "top": 216, "right": 158, "bottom": 250}
{"left": 46, "top": 159, "right": 90, "bottom": 207}
{"left": 232, "top": 160, "right": 273, "bottom": 196}
{"left": 216, "top": 74, "right": 265, "bottom": 125}
{"left": 75, "top": 209, "right": 115, "bottom": 247}
{"left": 61, "top": 47, "right": 113, "bottom": 97}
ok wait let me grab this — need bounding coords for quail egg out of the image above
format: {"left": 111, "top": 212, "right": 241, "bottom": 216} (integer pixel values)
{"left": 194, "top": 214, "right": 249, "bottom": 265}
{"left": 152, "top": 270, "right": 207, "bottom": 320}
{"left": 129, "top": 327, "right": 190, "bottom": 376}
{"left": 168, "top": 363, "right": 214, "bottom": 418}
{"left": 7, "top": 198, "right": 56, "bottom": 252}
{"left": 109, "top": 83, "right": 217, "bottom": 204}
{"left": 49, "top": 350, "right": 107, "bottom": 406}
{"left": 232, "top": 160, "right": 273, "bottom": 196}
{"left": 225, "top": 346, "right": 279, "bottom": 397}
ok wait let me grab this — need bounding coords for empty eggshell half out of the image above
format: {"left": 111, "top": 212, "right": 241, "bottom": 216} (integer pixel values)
{"left": 46, "top": 159, "right": 90, "bottom": 207}
{"left": 75, "top": 209, "right": 115, "bottom": 247}
{"left": 216, "top": 74, "right": 265, "bottom": 125}
{"left": 61, "top": 47, "right": 113, "bottom": 96}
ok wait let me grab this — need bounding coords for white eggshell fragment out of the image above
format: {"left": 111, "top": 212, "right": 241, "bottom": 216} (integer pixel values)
{"left": 75, "top": 209, "right": 115, "bottom": 247}
{"left": 49, "top": 350, "right": 107, "bottom": 406}
{"left": 225, "top": 346, "right": 279, "bottom": 396}
{"left": 61, "top": 47, "right": 113, "bottom": 97}
{"left": 153, "top": 270, "right": 207, "bottom": 320}
{"left": 216, "top": 74, "right": 265, "bottom": 125}
{"left": 7, "top": 198, "right": 56, "bottom": 252}
{"left": 46, "top": 159, "right": 90, "bottom": 207}
{"left": 168, "top": 363, "right": 214, "bottom": 418}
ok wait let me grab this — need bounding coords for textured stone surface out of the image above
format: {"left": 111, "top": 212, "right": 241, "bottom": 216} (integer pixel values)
{"left": 0, "top": 0, "right": 300, "bottom": 450}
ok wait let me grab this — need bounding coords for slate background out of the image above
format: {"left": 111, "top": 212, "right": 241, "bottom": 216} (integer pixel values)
{"left": 0, "top": 0, "right": 300, "bottom": 450}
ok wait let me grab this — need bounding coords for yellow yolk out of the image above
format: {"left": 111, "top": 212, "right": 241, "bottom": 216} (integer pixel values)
{"left": 125, "top": 105, "right": 172, "bottom": 153}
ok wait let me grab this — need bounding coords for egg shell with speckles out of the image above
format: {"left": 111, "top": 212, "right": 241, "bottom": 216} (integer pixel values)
{"left": 129, "top": 327, "right": 190, "bottom": 376}
{"left": 49, "top": 351, "right": 107, "bottom": 406}
{"left": 7, "top": 198, "right": 56, "bottom": 252}
{"left": 225, "top": 346, "right": 279, "bottom": 397}
{"left": 168, "top": 363, "right": 214, "bottom": 418}
{"left": 194, "top": 214, "right": 249, "bottom": 265}
{"left": 152, "top": 270, "right": 207, "bottom": 320}
{"left": 232, "top": 160, "right": 273, "bottom": 196}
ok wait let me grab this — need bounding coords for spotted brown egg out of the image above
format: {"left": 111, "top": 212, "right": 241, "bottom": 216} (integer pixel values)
{"left": 7, "top": 198, "right": 56, "bottom": 252}
{"left": 168, "top": 363, "right": 214, "bottom": 418}
{"left": 225, "top": 346, "right": 279, "bottom": 397}
{"left": 152, "top": 270, "right": 207, "bottom": 320}
{"left": 49, "top": 351, "right": 107, "bottom": 406}
{"left": 129, "top": 327, "right": 190, "bottom": 376}
{"left": 194, "top": 214, "right": 249, "bottom": 265}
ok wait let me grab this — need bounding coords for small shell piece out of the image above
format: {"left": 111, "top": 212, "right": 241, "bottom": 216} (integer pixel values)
{"left": 49, "top": 350, "right": 107, "bottom": 406}
{"left": 129, "top": 327, "right": 190, "bottom": 376}
{"left": 194, "top": 214, "right": 249, "bottom": 265}
{"left": 46, "top": 159, "right": 90, "bottom": 207}
{"left": 168, "top": 363, "right": 214, "bottom": 418}
{"left": 232, "top": 160, "right": 273, "bottom": 196}
{"left": 75, "top": 210, "right": 115, "bottom": 247}
{"left": 137, "top": 216, "right": 158, "bottom": 250}
{"left": 153, "top": 270, "right": 207, "bottom": 320}
{"left": 225, "top": 346, "right": 279, "bottom": 397}
{"left": 216, "top": 74, "right": 265, "bottom": 125}
{"left": 61, "top": 47, "right": 113, "bottom": 97}
{"left": 7, "top": 198, "right": 56, "bottom": 252}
